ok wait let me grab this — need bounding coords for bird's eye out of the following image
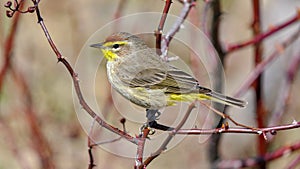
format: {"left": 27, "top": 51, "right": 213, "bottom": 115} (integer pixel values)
{"left": 112, "top": 44, "right": 120, "bottom": 49}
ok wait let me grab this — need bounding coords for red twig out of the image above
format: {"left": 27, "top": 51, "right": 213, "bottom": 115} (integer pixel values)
{"left": 135, "top": 128, "right": 150, "bottom": 169}
{"left": 155, "top": 0, "right": 172, "bottom": 55}
{"left": 226, "top": 9, "right": 300, "bottom": 53}
{"left": 251, "top": 0, "right": 267, "bottom": 159}
{"left": 0, "top": 1, "right": 24, "bottom": 91}
{"left": 286, "top": 154, "right": 300, "bottom": 169}
{"left": 11, "top": 68, "right": 55, "bottom": 169}
{"left": 216, "top": 140, "right": 300, "bottom": 168}
{"left": 0, "top": 120, "right": 30, "bottom": 169}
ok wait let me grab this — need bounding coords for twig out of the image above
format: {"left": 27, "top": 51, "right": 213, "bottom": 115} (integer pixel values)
{"left": 201, "top": 0, "right": 213, "bottom": 37}
{"left": 176, "top": 121, "right": 300, "bottom": 135}
{"left": 226, "top": 9, "right": 300, "bottom": 53}
{"left": 11, "top": 67, "right": 54, "bottom": 169}
{"left": 135, "top": 128, "right": 150, "bottom": 169}
{"left": 251, "top": 0, "right": 267, "bottom": 160}
{"left": 0, "top": 120, "right": 30, "bottom": 169}
{"left": 30, "top": 0, "right": 137, "bottom": 144}
{"left": 215, "top": 140, "right": 300, "bottom": 168}
{"left": 161, "top": 0, "right": 196, "bottom": 60}
{"left": 142, "top": 102, "right": 196, "bottom": 168}
{"left": 208, "top": 0, "right": 225, "bottom": 166}
{"left": 200, "top": 101, "right": 256, "bottom": 130}
{"left": 87, "top": 118, "right": 127, "bottom": 169}
{"left": 286, "top": 154, "right": 300, "bottom": 169}
{"left": 155, "top": 0, "right": 172, "bottom": 55}
{"left": 234, "top": 27, "right": 300, "bottom": 97}
{"left": 267, "top": 53, "right": 300, "bottom": 141}
{"left": 0, "top": 0, "right": 24, "bottom": 91}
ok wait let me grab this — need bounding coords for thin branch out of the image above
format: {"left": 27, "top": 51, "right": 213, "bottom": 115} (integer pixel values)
{"left": 155, "top": 0, "right": 172, "bottom": 55}
{"left": 0, "top": 0, "right": 24, "bottom": 91}
{"left": 176, "top": 121, "right": 300, "bottom": 135}
{"left": 0, "top": 120, "right": 30, "bottom": 169}
{"left": 31, "top": 0, "right": 137, "bottom": 144}
{"left": 208, "top": 0, "right": 225, "bottom": 166}
{"left": 226, "top": 9, "right": 300, "bottom": 53}
{"left": 135, "top": 128, "right": 150, "bottom": 169}
{"left": 234, "top": 27, "right": 300, "bottom": 97}
{"left": 201, "top": 0, "right": 213, "bottom": 37}
{"left": 215, "top": 140, "right": 300, "bottom": 168}
{"left": 267, "top": 53, "right": 300, "bottom": 141}
{"left": 286, "top": 154, "right": 300, "bottom": 169}
{"left": 142, "top": 102, "right": 196, "bottom": 168}
{"left": 200, "top": 101, "right": 256, "bottom": 130}
{"left": 11, "top": 67, "right": 54, "bottom": 169}
{"left": 251, "top": 0, "right": 267, "bottom": 159}
{"left": 161, "top": 0, "right": 196, "bottom": 60}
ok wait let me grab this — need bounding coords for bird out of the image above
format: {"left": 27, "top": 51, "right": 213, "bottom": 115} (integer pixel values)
{"left": 90, "top": 32, "right": 246, "bottom": 110}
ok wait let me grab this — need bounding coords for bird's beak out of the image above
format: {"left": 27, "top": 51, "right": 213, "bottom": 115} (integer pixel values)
{"left": 90, "top": 42, "right": 104, "bottom": 49}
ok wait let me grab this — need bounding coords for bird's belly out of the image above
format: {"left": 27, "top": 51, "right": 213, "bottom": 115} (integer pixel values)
{"left": 107, "top": 63, "right": 167, "bottom": 109}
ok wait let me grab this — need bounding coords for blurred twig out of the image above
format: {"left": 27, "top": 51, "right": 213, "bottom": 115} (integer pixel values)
{"left": 208, "top": 0, "right": 225, "bottom": 166}
{"left": 226, "top": 9, "right": 300, "bottom": 53}
{"left": 11, "top": 67, "right": 54, "bottom": 169}
{"left": 215, "top": 140, "right": 300, "bottom": 168}
{"left": 267, "top": 53, "right": 300, "bottom": 140}
{"left": 251, "top": 1, "right": 267, "bottom": 163}
{"left": 0, "top": 1, "right": 24, "bottom": 91}
{"left": 286, "top": 154, "right": 300, "bottom": 169}
{"left": 0, "top": 119, "right": 30, "bottom": 169}
{"left": 234, "top": 27, "right": 300, "bottom": 97}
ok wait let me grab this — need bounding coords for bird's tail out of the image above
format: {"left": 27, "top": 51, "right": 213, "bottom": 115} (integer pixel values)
{"left": 204, "top": 91, "right": 247, "bottom": 108}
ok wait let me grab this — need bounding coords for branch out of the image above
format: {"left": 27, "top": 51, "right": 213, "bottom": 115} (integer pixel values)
{"left": 176, "top": 121, "right": 300, "bottom": 135}
{"left": 161, "top": 0, "right": 196, "bottom": 60}
{"left": 135, "top": 128, "right": 150, "bottom": 169}
{"left": 215, "top": 140, "right": 300, "bottom": 168}
{"left": 267, "top": 53, "right": 300, "bottom": 140}
{"left": 155, "top": 0, "right": 172, "bottom": 55}
{"left": 30, "top": 0, "right": 137, "bottom": 144}
{"left": 11, "top": 67, "right": 54, "bottom": 169}
{"left": 226, "top": 9, "right": 300, "bottom": 53}
{"left": 251, "top": 0, "right": 267, "bottom": 159}
{"left": 0, "top": 0, "right": 24, "bottom": 91}
{"left": 234, "top": 27, "right": 300, "bottom": 97}
{"left": 142, "top": 102, "right": 196, "bottom": 168}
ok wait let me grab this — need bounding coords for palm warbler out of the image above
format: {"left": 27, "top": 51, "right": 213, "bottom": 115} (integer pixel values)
{"left": 91, "top": 32, "right": 246, "bottom": 110}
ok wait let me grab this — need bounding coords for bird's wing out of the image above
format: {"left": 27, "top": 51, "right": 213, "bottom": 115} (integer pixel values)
{"left": 153, "top": 66, "right": 211, "bottom": 94}
{"left": 121, "top": 68, "right": 168, "bottom": 87}
{"left": 114, "top": 49, "right": 169, "bottom": 87}
{"left": 117, "top": 62, "right": 211, "bottom": 94}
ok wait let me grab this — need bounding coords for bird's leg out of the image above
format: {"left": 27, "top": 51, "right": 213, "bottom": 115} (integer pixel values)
{"left": 139, "top": 109, "right": 174, "bottom": 136}
{"left": 139, "top": 109, "right": 161, "bottom": 135}
{"left": 146, "top": 109, "right": 161, "bottom": 122}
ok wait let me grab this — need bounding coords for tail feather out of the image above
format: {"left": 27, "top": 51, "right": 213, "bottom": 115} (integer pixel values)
{"left": 206, "top": 91, "right": 247, "bottom": 108}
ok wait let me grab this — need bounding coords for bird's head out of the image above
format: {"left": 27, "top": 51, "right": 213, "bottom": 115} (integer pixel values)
{"left": 90, "top": 32, "right": 146, "bottom": 61}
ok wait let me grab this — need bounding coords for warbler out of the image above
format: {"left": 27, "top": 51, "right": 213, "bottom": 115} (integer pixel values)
{"left": 91, "top": 32, "right": 246, "bottom": 110}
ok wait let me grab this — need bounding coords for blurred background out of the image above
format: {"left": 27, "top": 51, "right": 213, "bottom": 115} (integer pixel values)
{"left": 0, "top": 0, "right": 300, "bottom": 168}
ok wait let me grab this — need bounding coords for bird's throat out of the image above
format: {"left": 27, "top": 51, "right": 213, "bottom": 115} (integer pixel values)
{"left": 101, "top": 49, "right": 118, "bottom": 61}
